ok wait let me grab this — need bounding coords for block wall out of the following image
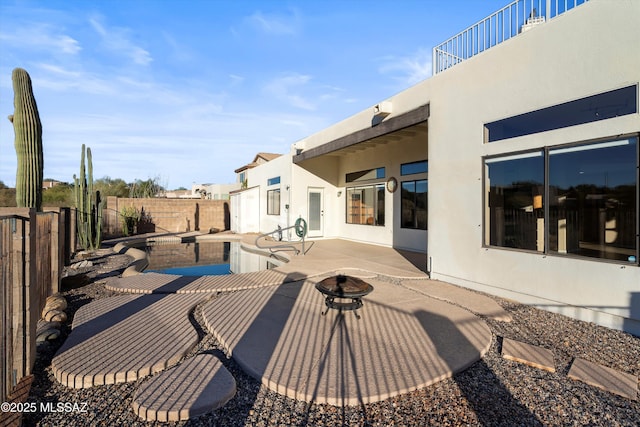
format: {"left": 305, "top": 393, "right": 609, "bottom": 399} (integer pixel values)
{"left": 103, "top": 197, "right": 231, "bottom": 237}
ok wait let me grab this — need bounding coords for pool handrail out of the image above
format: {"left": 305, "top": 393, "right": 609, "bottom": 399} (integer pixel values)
{"left": 255, "top": 224, "right": 305, "bottom": 255}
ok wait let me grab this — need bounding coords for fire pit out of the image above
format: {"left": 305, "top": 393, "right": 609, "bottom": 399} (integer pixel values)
{"left": 315, "top": 275, "right": 374, "bottom": 319}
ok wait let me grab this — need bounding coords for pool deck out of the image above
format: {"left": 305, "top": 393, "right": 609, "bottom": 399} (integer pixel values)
{"left": 50, "top": 233, "right": 638, "bottom": 422}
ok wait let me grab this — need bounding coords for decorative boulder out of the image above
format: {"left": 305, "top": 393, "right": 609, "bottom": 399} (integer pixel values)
{"left": 70, "top": 260, "right": 93, "bottom": 270}
{"left": 42, "top": 294, "right": 67, "bottom": 320}
{"left": 43, "top": 309, "right": 67, "bottom": 323}
{"left": 45, "top": 294, "right": 67, "bottom": 311}
{"left": 61, "top": 272, "right": 90, "bottom": 290}
{"left": 36, "top": 320, "right": 62, "bottom": 343}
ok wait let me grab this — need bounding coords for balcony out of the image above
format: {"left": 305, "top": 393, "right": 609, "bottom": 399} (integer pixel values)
{"left": 433, "top": 0, "right": 589, "bottom": 75}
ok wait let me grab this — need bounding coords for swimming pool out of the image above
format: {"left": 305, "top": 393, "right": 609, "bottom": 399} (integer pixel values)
{"left": 141, "top": 240, "right": 285, "bottom": 275}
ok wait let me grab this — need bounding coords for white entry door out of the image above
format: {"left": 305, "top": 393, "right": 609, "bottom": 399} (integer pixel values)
{"left": 307, "top": 188, "right": 324, "bottom": 237}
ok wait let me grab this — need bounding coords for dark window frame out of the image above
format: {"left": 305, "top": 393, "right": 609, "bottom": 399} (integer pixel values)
{"left": 345, "top": 184, "right": 385, "bottom": 226}
{"left": 483, "top": 134, "right": 639, "bottom": 265}
{"left": 401, "top": 179, "right": 428, "bottom": 230}
{"left": 346, "top": 167, "right": 385, "bottom": 183}
{"left": 485, "top": 85, "right": 638, "bottom": 143}
{"left": 484, "top": 150, "right": 545, "bottom": 252}
{"left": 401, "top": 160, "right": 428, "bottom": 176}
{"left": 267, "top": 176, "right": 281, "bottom": 186}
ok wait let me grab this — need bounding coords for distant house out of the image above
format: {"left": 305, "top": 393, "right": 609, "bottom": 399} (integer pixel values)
{"left": 234, "top": 153, "right": 281, "bottom": 189}
{"left": 191, "top": 183, "right": 239, "bottom": 200}
{"left": 230, "top": 0, "right": 640, "bottom": 336}
{"left": 163, "top": 189, "right": 195, "bottom": 199}
{"left": 230, "top": 152, "right": 282, "bottom": 233}
{"left": 43, "top": 179, "right": 64, "bottom": 189}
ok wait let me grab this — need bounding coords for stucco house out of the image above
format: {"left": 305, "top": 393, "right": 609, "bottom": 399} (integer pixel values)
{"left": 191, "top": 183, "right": 239, "bottom": 200}
{"left": 231, "top": 0, "right": 639, "bottom": 336}
{"left": 234, "top": 153, "right": 282, "bottom": 189}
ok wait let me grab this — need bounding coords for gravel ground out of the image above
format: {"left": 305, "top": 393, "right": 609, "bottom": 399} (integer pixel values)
{"left": 22, "top": 249, "right": 640, "bottom": 426}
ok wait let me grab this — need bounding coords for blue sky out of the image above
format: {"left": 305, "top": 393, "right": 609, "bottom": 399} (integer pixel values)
{"left": 0, "top": 0, "right": 507, "bottom": 190}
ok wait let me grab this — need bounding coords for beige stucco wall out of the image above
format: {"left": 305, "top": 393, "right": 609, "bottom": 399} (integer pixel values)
{"left": 425, "top": 0, "right": 640, "bottom": 334}
{"left": 237, "top": 0, "right": 639, "bottom": 334}
{"left": 327, "top": 137, "right": 428, "bottom": 250}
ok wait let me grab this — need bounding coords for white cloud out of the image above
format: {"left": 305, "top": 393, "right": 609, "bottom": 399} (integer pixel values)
{"left": 89, "top": 16, "right": 152, "bottom": 66}
{"left": 229, "top": 74, "right": 245, "bottom": 86}
{"left": 378, "top": 49, "right": 432, "bottom": 85}
{"left": 33, "top": 63, "right": 115, "bottom": 94}
{"left": 161, "top": 31, "right": 193, "bottom": 62}
{"left": 263, "top": 73, "right": 315, "bottom": 110}
{"left": 53, "top": 34, "right": 81, "bottom": 54}
{"left": 30, "top": 63, "right": 190, "bottom": 107}
{"left": 246, "top": 10, "right": 300, "bottom": 35}
{"left": 37, "top": 63, "right": 81, "bottom": 79}
{"left": 0, "top": 24, "right": 81, "bottom": 55}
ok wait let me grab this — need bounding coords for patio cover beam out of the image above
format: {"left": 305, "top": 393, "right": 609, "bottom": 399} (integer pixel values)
{"left": 293, "top": 104, "right": 429, "bottom": 163}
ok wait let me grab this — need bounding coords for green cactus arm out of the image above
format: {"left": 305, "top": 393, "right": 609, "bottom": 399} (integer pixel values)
{"left": 74, "top": 144, "right": 103, "bottom": 250}
{"left": 11, "top": 68, "right": 43, "bottom": 210}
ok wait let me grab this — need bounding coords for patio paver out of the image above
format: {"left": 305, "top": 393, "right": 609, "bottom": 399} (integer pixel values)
{"left": 132, "top": 354, "right": 236, "bottom": 422}
{"left": 52, "top": 293, "right": 205, "bottom": 388}
{"left": 568, "top": 357, "right": 638, "bottom": 400}
{"left": 501, "top": 338, "right": 556, "bottom": 372}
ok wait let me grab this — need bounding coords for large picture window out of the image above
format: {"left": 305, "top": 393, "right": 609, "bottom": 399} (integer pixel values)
{"left": 346, "top": 184, "right": 385, "bottom": 226}
{"left": 484, "top": 136, "right": 638, "bottom": 263}
{"left": 485, "top": 152, "right": 545, "bottom": 251}
{"left": 401, "top": 180, "right": 428, "bottom": 229}
{"left": 548, "top": 139, "right": 637, "bottom": 261}
{"left": 267, "top": 189, "right": 280, "bottom": 215}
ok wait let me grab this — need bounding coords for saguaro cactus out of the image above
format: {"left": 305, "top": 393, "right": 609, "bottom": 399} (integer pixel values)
{"left": 9, "top": 68, "right": 43, "bottom": 210}
{"left": 74, "top": 144, "right": 103, "bottom": 250}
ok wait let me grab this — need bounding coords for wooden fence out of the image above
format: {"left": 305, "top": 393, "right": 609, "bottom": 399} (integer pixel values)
{"left": 0, "top": 207, "right": 72, "bottom": 402}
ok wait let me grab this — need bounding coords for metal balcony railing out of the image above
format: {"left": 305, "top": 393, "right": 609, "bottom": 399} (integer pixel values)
{"left": 433, "top": 0, "right": 589, "bottom": 75}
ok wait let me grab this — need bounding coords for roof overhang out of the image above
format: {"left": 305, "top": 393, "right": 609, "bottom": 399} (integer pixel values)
{"left": 293, "top": 104, "right": 429, "bottom": 164}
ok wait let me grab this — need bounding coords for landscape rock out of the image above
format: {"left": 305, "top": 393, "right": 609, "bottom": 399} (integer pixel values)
{"left": 43, "top": 295, "right": 67, "bottom": 312}
{"left": 61, "top": 272, "right": 90, "bottom": 290}
{"left": 75, "top": 251, "right": 95, "bottom": 260}
{"left": 36, "top": 320, "right": 62, "bottom": 343}
{"left": 36, "top": 328, "right": 61, "bottom": 343}
{"left": 43, "top": 309, "right": 67, "bottom": 323}
{"left": 70, "top": 260, "right": 94, "bottom": 269}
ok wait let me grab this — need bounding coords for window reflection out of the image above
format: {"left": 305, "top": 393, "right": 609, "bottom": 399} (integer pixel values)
{"left": 401, "top": 180, "right": 428, "bottom": 229}
{"left": 346, "top": 184, "right": 385, "bottom": 226}
{"left": 346, "top": 167, "right": 385, "bottom": 183}
{"left": 267, "top": 189, "right": 280, "bottom": 215}
{"left": 549, "top": 139, "right": 637, "bottom": 261}
{"left": 484, "top": 137, "right": 638, "bottom": 263}
{"left": 401, "top": 160, "right": 428, "bottom": 176}
{"left": 485, "top": 85, "right": 637, "bottom": 142}
{"left": 485, "top": 152, "right": 544, "bottom": 251}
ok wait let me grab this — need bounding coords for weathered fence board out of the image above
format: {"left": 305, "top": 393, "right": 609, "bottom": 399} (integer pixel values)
{"left": 1, "top": 207, "right": 72, "bottom": 402}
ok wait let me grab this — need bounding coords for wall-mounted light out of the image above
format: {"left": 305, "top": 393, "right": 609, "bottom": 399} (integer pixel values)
{"left": 386, "top": 177, "right": 398, "bottom": 193}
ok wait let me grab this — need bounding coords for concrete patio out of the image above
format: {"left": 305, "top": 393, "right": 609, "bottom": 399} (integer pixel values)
{"left": 49, "top": 235, "right": 637, "bottom": 422}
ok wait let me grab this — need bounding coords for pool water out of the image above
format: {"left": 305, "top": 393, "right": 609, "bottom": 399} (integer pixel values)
{"left": 142, "top": 240, "right": 284, "bottom": 275}
{"left": 154, "top": 263, "right": 235, "bottom": 276}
